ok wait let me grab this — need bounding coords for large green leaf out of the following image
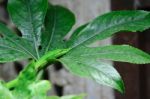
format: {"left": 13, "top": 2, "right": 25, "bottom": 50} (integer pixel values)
{"left": 0, "top": 23, "right": 33, "bottom": 62}
{"left": 66, "top": 45, "right": 150, "bottom": 64}
{"left": 60, "top": 44, "right": 150, "bottom": 92}
{"left": 8, "top": 0, "right": 48, "bottom": 59}
{"left": 59, "top": 58, "right": 124, "bottom": 93}
{"left": 68, "top": 11, "right": 150, "bottom": 48}
{"left": 41, "top": 5, "right": 75, "bottom": 55}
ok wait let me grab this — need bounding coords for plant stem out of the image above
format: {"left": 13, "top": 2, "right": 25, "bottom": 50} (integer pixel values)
{"left": 6, "top": 79, "right": 18, "bottom": 89}
{"left": 6, "top": 49, "right": 70, "bottom": 89}
{"left": 35, "top": 49, "right": 70, "bottom": 70}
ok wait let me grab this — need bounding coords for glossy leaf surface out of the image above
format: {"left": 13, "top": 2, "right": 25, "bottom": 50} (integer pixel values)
{"left": 59, "top": 58, "right": 124, "bottom": 93}
{"left": 69, "top": 11, "right": 150, "bottom": 48}
{"left": 66, "top": 45, "right": 150, "bottom": 64}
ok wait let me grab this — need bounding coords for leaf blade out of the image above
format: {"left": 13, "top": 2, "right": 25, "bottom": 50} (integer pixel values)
{"left": 69, "top": 10, "right": 150, "bottom": 48}
{"left": 66, "top": 45, "right": 150, "bottom": 64}
{"left": 0, "top": 23, "right": 32, "bottom": 62}
{"left": 41, "top": 5, "right": 75, "bottom": 55}
{"left": 8, "top": 0, "right": 48, "bottom": 59}
{"left": 59, "top": 58, "right": 124, "bottom": 93}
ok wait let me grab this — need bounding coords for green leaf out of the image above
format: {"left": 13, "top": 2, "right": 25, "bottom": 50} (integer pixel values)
{"left": 8, "top": 0, "right": 48, "bottom": 59}
{"left": 60, "top": 44, "right": 150, "bottom": 92}
{"left": 66, "top": 45, "right": 150, "bottom": 64}
{"left": 0, "top": 23, "right": 33, "bottom": 62}
{"left": 41, "top": 5, "right": 75, "bottom": 55}
{"left": 68, "top": 23, "right": 88, "bottom": 42}
{"left": 69, "top": 10, "right": 150, "bottom": 48}
{"left": 59, "top": 58, "right": 124, "bottom": 93}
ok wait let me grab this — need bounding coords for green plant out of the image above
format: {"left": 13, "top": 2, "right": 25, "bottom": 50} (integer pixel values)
{"left": 1, "top": 0, "right": 150, "bottom": 98}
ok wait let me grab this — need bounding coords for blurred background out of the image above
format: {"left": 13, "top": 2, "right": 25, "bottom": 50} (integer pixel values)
{"left": 0, "top": 0, "right": 150, "bottom": 99}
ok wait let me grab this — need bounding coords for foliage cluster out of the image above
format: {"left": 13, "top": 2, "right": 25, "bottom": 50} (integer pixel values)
{"left": 1, "top": 0, "right": 150, "bottom": 98}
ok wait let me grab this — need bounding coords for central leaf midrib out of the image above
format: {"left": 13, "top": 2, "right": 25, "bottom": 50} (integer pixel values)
{"left": 45, "top": 7, "right": 57, "bottom": 54}
{"left": 24, "top": 0, "right": 40, "bottom": 59}
{"left": 71, "top": 14, "right": 150, "bottom": 49}
{"left": 79, "top": 51, "right": 143, "bottom": 56}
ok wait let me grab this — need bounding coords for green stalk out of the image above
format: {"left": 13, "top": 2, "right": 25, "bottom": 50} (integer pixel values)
{"left": 6, "top": 79, "right": 19, "bottom": 89}
{"left": 35, "top": 49, "right": 70, "bottom": 70}
{"left": 6, "top": 49, "right": 70, "bottom": 89}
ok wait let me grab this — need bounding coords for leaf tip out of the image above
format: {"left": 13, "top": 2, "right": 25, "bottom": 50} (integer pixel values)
{"left": 116, "top": 79, "right": 125, "bottom": 94}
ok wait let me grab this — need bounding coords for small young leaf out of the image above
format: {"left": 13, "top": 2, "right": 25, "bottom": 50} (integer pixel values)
{"left": 8, "top": 0, "right": 48, "bottom": 59}
{"left": 28, "top": 80, "right": 51, "bottom": 99}
{"left": 69, "top": 11, "right": 150, "bottom": 48}
{"left": 5, "top": 61, "right": 51, "bottom": 99}
{"left": 0, "top": 82, "right": 14, "bottom": 99}
{"left": 11, "top": 80, "right": 51, "bottom": 99}
{"left": 59, "top": 58, "right": 124, "bottom": 93}
{"left": 41, "top": 5, "right": 75, "bottom": 55}
{"left": 66, "top": 45, "right": 150, "bottom": 64}
{"left": 1, "top": 80, "right": 51, "bottom": 99}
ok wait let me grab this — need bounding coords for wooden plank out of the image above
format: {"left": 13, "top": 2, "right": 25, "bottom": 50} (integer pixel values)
{"left": 138, "top": 30, "right": 150, "bottom": 99}
{"left": 137, "top": 2, "right": 150, "bottom": 99}
{"left": 111, "top": 0, "right": 134, "bottom": 10}
{"left": 139, "top": 0, "right": 150, "bottom": 7}
{"left": 111, "top": 0, "right": 141, "bottom": 99}
{"left": 113, "top": 33, "right": 140, "bottom": 99}
{"left": 137, "top": 5, "right": 150, "bottom": 97}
